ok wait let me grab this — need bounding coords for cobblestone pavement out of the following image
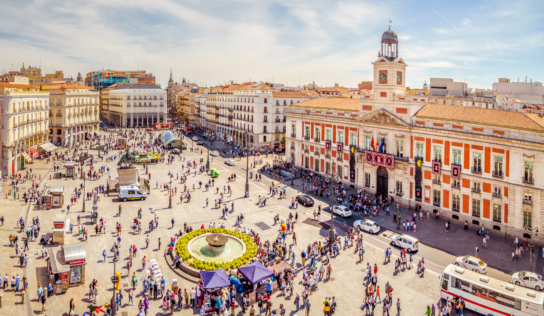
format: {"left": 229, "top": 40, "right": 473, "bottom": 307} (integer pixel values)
{"left": 0, "top": 130, "right": 502, "bottom": 316}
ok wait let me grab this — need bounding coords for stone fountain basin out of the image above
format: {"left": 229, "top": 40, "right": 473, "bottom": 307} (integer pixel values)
{"left": 187, "top": 233, "right": 246, "bottom": 263}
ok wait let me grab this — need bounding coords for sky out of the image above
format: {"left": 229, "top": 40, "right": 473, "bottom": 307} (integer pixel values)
{"left": 1, "top": 0, "right": 543, "bottom": 89}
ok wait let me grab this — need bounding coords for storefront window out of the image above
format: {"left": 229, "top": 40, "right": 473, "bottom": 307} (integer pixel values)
{"left": 70, "top": 265, "right": 82, "bottom": 284}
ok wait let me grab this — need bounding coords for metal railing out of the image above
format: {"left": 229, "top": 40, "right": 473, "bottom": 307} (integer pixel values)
{"left": 523, "top": 177, "right": 534, "bottom": 184}
{"left": 432, "top": 179, "right": 441, "bottom": 185}
{"left": 472, "top": 166, "right": 482, "bottom": 174}
{"left": 492, "top": 170, "right": 503, "bottom": 178}
{"left": 523, "top": 199, "right": 533, "bottom": 206}
{"left": 304, "top": 135, "right": 310, "bottom": 141}
{"left": 492, "top": 192, "right": 502, "bottom": 198}
{"left": 471, "top": 187, "right": 481, "bottom": 193}
{"left": 452, "top": 182, "right": 460, "bottom": 189}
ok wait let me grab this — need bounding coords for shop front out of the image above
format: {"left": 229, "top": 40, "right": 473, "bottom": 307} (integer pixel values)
{"left": 65, "top": 162, "right": 76, "bottom": 178}
{"left": 47, "top": 244, "right": 86, "bottom": 294}
{"left": 52, "top": 213, "right": 70, "bottom": 244}
{"left": 49, "top": 186, "right": 64, "bottom": 208}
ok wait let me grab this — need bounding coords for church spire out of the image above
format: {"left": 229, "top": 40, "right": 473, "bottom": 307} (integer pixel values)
{"left": 169, "top": 69, "right": 173, "bottom": 83}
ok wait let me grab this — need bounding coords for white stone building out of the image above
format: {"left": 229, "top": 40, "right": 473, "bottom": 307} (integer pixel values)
{"left": 0, "top": 83, "right": 50, "bottom": 177}
{"left": 108, "top": 83, "right": 167, "bottom": 127}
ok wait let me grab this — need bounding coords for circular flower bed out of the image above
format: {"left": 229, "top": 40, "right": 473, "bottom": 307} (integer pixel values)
{"left": 176, "top": 228, "right": 258, "bottom": 271}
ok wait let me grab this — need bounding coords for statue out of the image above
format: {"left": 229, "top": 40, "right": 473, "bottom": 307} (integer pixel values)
{"left": 118, "top": 149, "right": 133, "bottom": 169}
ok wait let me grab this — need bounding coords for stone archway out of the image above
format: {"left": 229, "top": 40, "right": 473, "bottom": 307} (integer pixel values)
{"left": 376, "top": 167, "right": 388, "bottom": 198}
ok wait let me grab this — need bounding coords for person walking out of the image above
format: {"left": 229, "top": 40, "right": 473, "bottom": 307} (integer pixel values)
{"left": 304, "top": 299, "right": 311, "bottom": 316}
{"left": 69, "top": 298, "right": 75, "bottom": 314}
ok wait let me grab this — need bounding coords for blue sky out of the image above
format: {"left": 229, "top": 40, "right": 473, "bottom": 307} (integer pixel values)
{"left": 1, "top": 0, "right": 543, "bottom": 89}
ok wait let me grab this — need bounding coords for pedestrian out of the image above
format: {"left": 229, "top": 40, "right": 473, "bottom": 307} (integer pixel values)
{"left": 305, "top": 299, "right": 311, "bottom": 316}
{"left": 475, "top": 245, "right": 479, "bottom": 258}
{"left": 69, "top": 298, "right": 75, "bottom": 314}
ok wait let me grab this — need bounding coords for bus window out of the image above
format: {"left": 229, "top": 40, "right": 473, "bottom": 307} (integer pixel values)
{"left": 441, "top": 273, "right": 450, "bottom": 291}
{"left": 471, "top": 283, "right": 522, "bottom": 310}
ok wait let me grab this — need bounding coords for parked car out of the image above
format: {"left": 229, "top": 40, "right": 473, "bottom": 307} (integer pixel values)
{"left": 332, "top": 205, "right": 352, "bottom": 217}
{"left": 192, "top": 136, "right": 199, "bottom": 141}
{"left": 354, "top": 219, "right": 380, "bottom": 234}
{"left": 172, "top": 149, "right": 181, "bottom": 155}
{"left": 296, "top": 195, "right": 314, "bottom": 207}
{"left": 225, "top": 160, "right": 237, "bottom": 166}
{"left": 196, "top": 141, "right": 204, "bottom": 145}
{"left": 210, "top": 151, "right": 219, "bottom": 157}
{"left": 452, "top": 255, "right": 487, "bottom": 274}
{"left": 510, "top": 271, "right": 544, "bottom": 291}
{"left": 390, "top": 234, "right": 419, "bottom": 253}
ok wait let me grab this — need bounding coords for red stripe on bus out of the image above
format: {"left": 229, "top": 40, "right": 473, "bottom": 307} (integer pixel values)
{"left": 440, "top": 289, "right": 510, "bottom": 316}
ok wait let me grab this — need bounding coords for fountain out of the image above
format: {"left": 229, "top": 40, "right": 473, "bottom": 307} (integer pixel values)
{"left": 187, "top": 233, "right": 246, "bottom": 263}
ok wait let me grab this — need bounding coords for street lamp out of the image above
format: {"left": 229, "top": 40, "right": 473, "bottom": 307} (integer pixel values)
{"left": 110, "top": 259, "right": 118, "bottom": 316}
{"left": 329, "top": 173, "right": 340, "bottom": 243}
{"left": 168, "top": 174, "right": 173, "bottom": 208}
{"left": 206, "top": 132, "right": 211, "bottom": 170}
{"left": 81, "top": 163, "right": 86, "bottom": 212}
{"left": 245, "top": 145, "right": 250, "bottom": 195}
{"left": 524, "top": 225, "right": 539, "bottom": 272}
{"left": 396, "top": 192, "right": 403, "bottom": 230}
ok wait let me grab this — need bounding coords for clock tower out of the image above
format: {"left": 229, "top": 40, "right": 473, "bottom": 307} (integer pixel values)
{"left": 365, "top": 27, "right": 407, "bottom": 113}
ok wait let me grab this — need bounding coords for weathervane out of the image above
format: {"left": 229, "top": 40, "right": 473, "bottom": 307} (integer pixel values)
{"left": 389, "top": 19, "right": 392, "bottom": 30}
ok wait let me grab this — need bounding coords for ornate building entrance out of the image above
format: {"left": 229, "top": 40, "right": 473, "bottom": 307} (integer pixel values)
{"left": 376, "top": 167, "right": 389, "bottom": 197}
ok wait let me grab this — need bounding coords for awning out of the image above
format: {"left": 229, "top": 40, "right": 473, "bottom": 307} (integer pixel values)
{"left": 21, "top": 152, "right": 32, "bottom": 163}
{"left": 39, "top": 142, "right": 58, "bottom": 152}
{"left": 30, "top": 148, "right": 39, "bottom": 158}
{"left": 200, "top": 269, "right": 231, "bottom": 289}
{"left": 237, "top": 261, "right": 273, "bottom": 284}
{"left": 63, "top": 244, "right": 86, "bottom": 263}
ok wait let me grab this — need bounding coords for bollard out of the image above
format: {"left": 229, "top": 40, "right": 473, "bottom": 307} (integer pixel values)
{"left": 0, "top": 293, "right": 3, "bottom": 307}
{"left": 21, "top": 291, "right": 25, "bottom": 304}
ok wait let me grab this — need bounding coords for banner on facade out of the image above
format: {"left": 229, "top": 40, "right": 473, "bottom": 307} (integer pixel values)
{"left": 336, "top": 142, "right": 343, "bottom": 152}
{"left": 415, "top": 157, "right": 423, "bottom": 202}
{"left": 349, "top": 146, "right": 356, "bottom": 182}
{"left": 325, "top": 140, "right": 331, "bottom": 150}
{"left": 365, "top": 150, "right": 394, "bottom": 169}
{"left": 451, "top": 164, "right": 461, "bottom": 180}
{"left": 432, "top": 160, "right": 441, "bottom": 175}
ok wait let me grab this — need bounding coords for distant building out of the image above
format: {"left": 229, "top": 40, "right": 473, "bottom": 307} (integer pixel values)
{"left": 85, "top": 70, "right": 156, "bottom": 90}
{"left": 493, "top": 77, "right": 544, "bottom": 104}
{"left": 358, "top": 81, "right": 373, "bottom": 91}
{"left": 429, "top": 78, "right": 468, "bottom": 97}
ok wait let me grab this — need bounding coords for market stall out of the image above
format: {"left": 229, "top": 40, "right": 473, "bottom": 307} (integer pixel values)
{"left": 65, "top": 162, "right": 76, "bottom": 178}
{"left": 198, "top": 269, "right": 232, "bottom": 312}
{"left": 237, "top": 261, "right": 275, "bottom": 305}
{"left": 52, "top": 213, "right": 70, "bottom": 244}
{"left": 46, "top": 244, "right": 86, "bottom": 294}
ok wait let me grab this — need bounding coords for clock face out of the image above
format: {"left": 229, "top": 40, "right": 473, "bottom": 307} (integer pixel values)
{"left": 397, "top": 73, "right": 402, "bottom": 84}
{"left": 379, "top": 72, "right": 387, "bottom": 83}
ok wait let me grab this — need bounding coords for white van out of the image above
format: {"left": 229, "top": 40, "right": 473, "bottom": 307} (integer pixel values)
{"left": 119, "top": 186, "right": 147, "bottom": 201}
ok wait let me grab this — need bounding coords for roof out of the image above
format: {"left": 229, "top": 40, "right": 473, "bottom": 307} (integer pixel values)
{"left": 272, "top": 91, "right": 309, "bottom": 98}
{"left": 112, "top": 83, "right": 161, "bottom": 90}
{"left": 300, "top": 90, "right": 319, "bottom": 96}
{"left": 0, "top": 82, "right": 40, "bottom": 90}
{"left": 63, "top": 244, "right": 86, "bottom": 262}
{"left": 416, "top": 103, "right": 544, "bottom": 132}
{"left": 41, "top": 84, "right": 90, "bottom": 90}
{"left": 382, "top": 29, "right": 398, "bottom": 43}
{"left": 222, "top": 82, "right": 275, "bottom": 91}
{"left": 290, "top": 98, "right": 359, "bottom": 111}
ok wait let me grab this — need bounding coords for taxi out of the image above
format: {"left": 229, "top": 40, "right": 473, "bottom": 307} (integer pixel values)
{"left": 452, "top": 255, "right": 487, "bottom": 274}
{"left": 210, "top": 151, "right": 219, "bottom": 157}
{"left": 332, "top": 205, "right": 352, "bottom": 217}
{"left": 510, "top": 271, "right": 544, "bottom": 291}
{"left": 354, "top": 219, "right": 380, "bottom": 234}
{"left": 225, "top": 159, "right": 237, "bottom": 166}
{"left": 390, "top": 234, "right": 419, "bottom": 253}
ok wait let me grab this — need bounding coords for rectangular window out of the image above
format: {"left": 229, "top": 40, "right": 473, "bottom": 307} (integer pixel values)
{"left": 325, "top": 162, "right": 330, "bottom": 174}
{"left": 338, "top": 131, "right": 344, "bottom": 144}
{"left": 450, "top": 276, "right": 521, "bottom": 311}
{"left": 350, "top": 133, "right": 357, "bottom": 146}
{"left": 305, "top": 126, "right": 310, "bottom": 138}
{"left": 292, "top": 124, "right": 296, "bottom": 137}
{"left": 472, "top": 182, "right": 481, "bottom": 193}
{"left": 396, "top": 181, "right": 402, "bottom": 194}
{"left": 473, "top": 153, "right": 482, "bottom": 173}
{"left": 524, "top": 211, "right": 532, "bottom": 229}
{"left": 452, "top": 194, "right": 460, "bottom": 211}
{"left": 472, "top": 199, "right": 481, "bottom": 217}
{"left": 337, "top": 164, "right": 343, "bottom": 179}
{"left": 493, "top": 204, "right": 502, "bottom": 223}
{"left": 434, "top": 146, "right": 442, "bottom": 161}
{"left": 365, "top": 173, "right": 370, "bottom": 187}
{"left": 453, "top": 149, "right": 462, "bottom": 165}
{"left": 305, "top": 156, "right": 309, "bottom": 168}
{"left": 315, "top": 158, "right": 320, "bottom": 172}
{"left": 263, "top": 136, "right": 267, "bottom": 142}
{"left": 433, "top": 190, "right": 441, "bottom": 206}
{"left": 524, "top": 162, "right": 534, "bottom": 183}
{"left": 416, "top": 144, "right": 424, "bottom": 160}
{"left": 326, "top": 129, "right": 332, "bottom": 141}
{"left": 365, "top": 136, "right": 371, "bottom": 150}
{"left": 494, "top": 157, "right": 503, "bottom": 176}
{"left": 397, "top": 141, "right": 403, "bottom": 157}
{"left": 315, "top": 128, "right": 321, "bottom": 141}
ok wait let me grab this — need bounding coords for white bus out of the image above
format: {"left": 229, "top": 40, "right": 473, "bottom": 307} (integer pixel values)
{"left": 441, "top": 264, "right": 544, "bottom": 316}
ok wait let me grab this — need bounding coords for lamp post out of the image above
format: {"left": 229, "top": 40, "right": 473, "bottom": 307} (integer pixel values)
{"left": 329, "top": 174, "right": 340, "bottom": 244}
{"left": 206, "top": 132, "right": 211, "bottom": 170}
{"left": 396, "top": 192, "right": 403, "bottom": 230}
{"left": 245, "top": 145, "right": 250, "bottom": 195}
{"left": 525, "top": 225, "right": 539, "bottom": 272}
{"left": 110, "top": 259, "right": 118, "bottom": 316}
{"left": 168, "top": 174, "right": 172, "bottom": 209}
{"left": 81, "top": 163, "right": 86, "bottom": 212}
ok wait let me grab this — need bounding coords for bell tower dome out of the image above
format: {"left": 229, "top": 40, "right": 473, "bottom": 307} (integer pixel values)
{"left": 379, "top": 27, "right": 398, "bottom": 59}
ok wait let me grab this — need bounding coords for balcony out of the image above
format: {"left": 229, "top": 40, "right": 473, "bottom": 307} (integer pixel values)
{"left": 432, "top": 179, "right": 441, "bottom": 185}
{"left": 290, "top": 145, "right": 295, "bottom": 151}
{"left": 523, "top": 199, "right": 533, "bottom": 206}
{"left": 492, "top": 191, "right": 502, "bottom": 198}
{"left": 290, "top": 133, "right": 296, "bottom": 138}
{"left": 433, "top": 201, "right": 441, "bottom": 207}
{"left": 325, "top": 153, "right": 331, "bottom": 159}
{"left": 314, "top": 151, "right": 320, "bottom": 156}
{"left": 452, "top": 207, "right": 460, "bottom": 213}
{"left": 356, "top": 147, "right": 365, "bottom": 154}
{"left": 452, "top": 182, "right": 460, "bottom": 189}
{"left": 304, "top": 148, "right": 309, "bottom": 154}
{"left": 472, "top": 166, "right": 482, "bottom": 174}
{"left": 471, "top": 187, "right": 481, "bottom": 194}
{"left": 472, "top": 212, "right": 480, "bottom": 218}
{"left": 523, "top": 176, "right": 534, "bottom": 185}
{"left": 492, "top": 170, "right": 503, "bottom": 178}
{"left": 493, "top": 217, "right": 501, "bottom": 223}
{"left": 304, "top": 135, "right": 310, "bottom": 141}
{"left": 337, "top": 155, "right": 343, "bottom": 162}
{"left": 395, "top": 156, "right": 409, "bottom": 162}
{"left": 314, "top": 138, "right": 320, "bottom": 142}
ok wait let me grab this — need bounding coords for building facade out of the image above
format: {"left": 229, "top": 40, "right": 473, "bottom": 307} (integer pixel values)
{"left": 0, "top": 83, "right": 50, "bottom": 177}
{"left": 286, "top": 28, "right": 544, "bottom": 244}
{"left": 45, "top": 85, "right": 100, "bottom": 146}
{"left": 105, "top": 83, "right": 167, "bottom": 127}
